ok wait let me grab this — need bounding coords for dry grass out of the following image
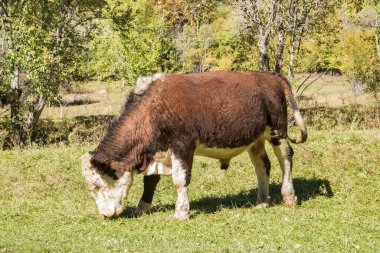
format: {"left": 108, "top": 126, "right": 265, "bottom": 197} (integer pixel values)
{"left": 293, "top": 74, "right": 380, "bottom": 107}
{"left": 42, "top": 81, "right": 128, "bottom": 119}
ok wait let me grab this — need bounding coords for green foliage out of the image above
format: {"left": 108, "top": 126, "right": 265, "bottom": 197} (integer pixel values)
{"left": 0, "top": 0, "right": 106, "bottom": 147}
{"left": 1, "top": 1, "right": 105, "bottom": 98}
{"left": 89, "top": 1, "right": 260, "bottom": 79}
{"left": 2, "top": 0, "right": 380, "bottom": 148}
{"left": 174, "top": 4, "right": 260, "bottom": 72}
{"left": 297, "top": 12, "right": 343, "bottom": 73}
{"left": 87, "top": 20, "right": 127, "bottom": 80}
{"left": 88, "top": 0, "right": 177, "bottom": 84}
{"left": 341, "top": 27, "right": 380, "bottom": 99}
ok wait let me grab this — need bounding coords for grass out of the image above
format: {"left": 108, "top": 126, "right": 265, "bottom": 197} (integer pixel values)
{"left": 286, "top": 74, "right": 379, "bottom": 107}
{"left": 1, "top": 129, "right": 379, "bottom": 252}
{"left": 41, "top": 81, "right": 127, "bottom": 119}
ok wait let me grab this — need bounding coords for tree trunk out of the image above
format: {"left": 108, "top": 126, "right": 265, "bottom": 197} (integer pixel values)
{"left": 375, "top": 28, "right": 380, "bottom": 61}
{"left": 288, "top": 34, "right": 296, "bottom": 79}
{"left": 5, "top": 70, "right": 47, "bottom": 148}
{"left": 287, "top": 0, "right": 298, "bottom": 80}
{"left": 25, "top": 94, "right": 45, "bottom": 144}
{"left": 275, "top": 28, "right": 285, "bottom": 73}
{"left": 0, "top": 27, "right": 4, "bottom": 58}
{"left": 59, "top": 99, "right": 65, "bottom": 118}
{"left": 10, "top": 68, "right": 20, "bottom": 117}
{"left": 259, "top": 38, "right": 270, "bottom": 72}
{"left": 195, "top": 16, "right": 203, "bottom": 72}
{"left": 4, "top": 69, "right": 23, "bottom": 149}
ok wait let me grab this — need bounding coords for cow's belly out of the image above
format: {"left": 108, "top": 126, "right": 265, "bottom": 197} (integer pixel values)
{"left": 194, "top": 141, "right": 253, "bottom": 160}
{"left": 144, "top": 127, "right": 272, "bottom": 176}
{"left": 194, "top": 126, "right": 272, "bottom": 160}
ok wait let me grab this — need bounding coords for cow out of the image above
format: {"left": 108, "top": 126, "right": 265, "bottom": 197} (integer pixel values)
{"left": 81, "top": 71, "right": 307, "bottom": 220}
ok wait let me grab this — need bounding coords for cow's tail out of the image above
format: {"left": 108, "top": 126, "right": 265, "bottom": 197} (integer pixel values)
{"left": 276, "top": 73, "right": 308, "bottom": 144}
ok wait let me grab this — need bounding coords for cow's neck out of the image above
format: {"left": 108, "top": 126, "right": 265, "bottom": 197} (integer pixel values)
{"left": 94, "top": 98, "right": 153, "bottom": 177}
{"left": 106, "top": 112, "right": 151, "bottom": 155}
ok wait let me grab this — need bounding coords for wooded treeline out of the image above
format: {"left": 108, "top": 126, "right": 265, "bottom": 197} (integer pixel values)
{"left": 0, "top": 0, "right": 379, "bottom": 148}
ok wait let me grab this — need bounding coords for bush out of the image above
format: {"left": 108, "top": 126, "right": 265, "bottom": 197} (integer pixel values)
{"left": 341, "top": 28, "right": 380, "bottom": 102}
{"left": 350, "top": 69, "right": 380, "bottom": 102}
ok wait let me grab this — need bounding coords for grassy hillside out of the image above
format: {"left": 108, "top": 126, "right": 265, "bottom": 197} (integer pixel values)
{"left": 1, "top": 129, "right": 379, "bottom": 252}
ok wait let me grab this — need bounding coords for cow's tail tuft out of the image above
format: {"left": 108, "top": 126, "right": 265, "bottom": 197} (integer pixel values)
{"left": 275, "top": 73, "right": 308, "bottom": 144}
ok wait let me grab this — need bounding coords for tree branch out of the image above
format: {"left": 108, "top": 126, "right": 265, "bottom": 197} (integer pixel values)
{"left": 0, "top": 1, "right": 8, "bottom": 18}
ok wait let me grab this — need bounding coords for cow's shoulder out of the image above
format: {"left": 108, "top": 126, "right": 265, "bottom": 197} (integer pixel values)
{"left": 134, "top": 73, "right": 164, "bottom": 95}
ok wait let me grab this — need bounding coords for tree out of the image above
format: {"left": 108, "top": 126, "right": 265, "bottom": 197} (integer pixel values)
{"left": 274, "top": 3, "right": 286, "bottom": 73}
{"left": 155, "top": 0, "right": 222, "bottom": 73}
{"left": 285, "top": 0, "right": 338, "bottom": 79}
{"left": 236, "top": 0, "right": 279, "bottom": 71}
{"left": 235, "top": 0, "right": 337, "bottom": 75}
{"left": 341, "top": 1, "right": 380, "bottom": 103}
{"left": 0, "top": 0, "right": 106, "bottom": 148}
{"left": 99, "top": 0, "right": 178, "bottom": 84}
{"left": 355, "top": 4, "right": 380, "bottom": 60}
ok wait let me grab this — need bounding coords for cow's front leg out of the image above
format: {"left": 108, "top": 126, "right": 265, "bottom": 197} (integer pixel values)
{"left": 171, "top": 152, "right": 192, "bottom": 220}
{"left": 272, "top": 138, "right": 297, "bottom": 206}
{"left": 134, "top": 175, "right": 161, "bottom": 217}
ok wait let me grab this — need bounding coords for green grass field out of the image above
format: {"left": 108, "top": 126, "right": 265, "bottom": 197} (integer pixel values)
{"left": 1, "top": 129, "right": 379, "bottom": 252}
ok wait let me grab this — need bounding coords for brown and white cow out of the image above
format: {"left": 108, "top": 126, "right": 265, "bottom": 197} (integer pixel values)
{"left": 81, "top": 71, "right": 307, "bottom": 220}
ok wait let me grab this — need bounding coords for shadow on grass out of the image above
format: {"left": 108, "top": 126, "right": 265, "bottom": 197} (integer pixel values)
{"left": 121, "top": 178, "right": 333, "bottom": 218}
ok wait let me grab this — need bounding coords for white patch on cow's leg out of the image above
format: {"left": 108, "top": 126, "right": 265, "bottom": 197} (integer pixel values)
{"left": 272, "top": 139, "right": 297, "bottom": 206}
{"left": 248, "top": 140, "right": 270, "bottom": 208}
{"left": 171, "top": 153, "right": 190, "bottom": 221}
{"left": 134, "top": 200, "right": 152, "bottom": 217}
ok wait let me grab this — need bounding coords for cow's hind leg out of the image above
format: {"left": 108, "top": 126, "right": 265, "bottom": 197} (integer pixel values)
{"left": 134, "top": 175, "right": 161, "bottom": 217}
{"left": 271, "top": 138, "right": 297, "bottom": 206}
{"left": 171, "top": 152, "right": 192, "bottom": 221}
{"left": 248, "top": 140, "right": 271, "bottom": 208}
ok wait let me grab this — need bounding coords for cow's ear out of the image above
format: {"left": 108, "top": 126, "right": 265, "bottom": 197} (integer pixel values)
{"left": 90, "top": 153, "right": 109, "bottom": 171}
{"left": 115, "top": 165, "right": 133, "bottom": 178}
{"left": 111, "top": 161, "right": 133, "bottom": 179}
{"left": 100, "top": 161, "right": 121, "bottom": 180}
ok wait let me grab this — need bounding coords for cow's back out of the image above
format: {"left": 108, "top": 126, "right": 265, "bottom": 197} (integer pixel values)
{"left": 147, "top": 71, "right": 288, "bottom": 149}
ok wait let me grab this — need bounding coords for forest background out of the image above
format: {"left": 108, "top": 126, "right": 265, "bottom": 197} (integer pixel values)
{"left": 0, "top": 0, "right": 379, "bottom": 147}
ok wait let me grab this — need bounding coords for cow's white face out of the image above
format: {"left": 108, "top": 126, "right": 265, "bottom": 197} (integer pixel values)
{"left": 81, "top": 152, "right": 135, "bottom": 218}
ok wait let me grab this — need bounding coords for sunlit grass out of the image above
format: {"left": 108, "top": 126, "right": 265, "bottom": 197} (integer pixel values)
{"left": 41, "top": 81, "right": 128, "bottom": 119}
{"left": 294, "top": 74, "right": 379, "bottom": 107}
{"left": 1, "top": 129, "right": 379, "bottom": 252}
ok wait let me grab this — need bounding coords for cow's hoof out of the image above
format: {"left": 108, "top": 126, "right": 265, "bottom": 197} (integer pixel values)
{"left": 172, "top": 212, "right": 189, "bottom": 221}
{"left": 255, "top": 202, "right": 269, "bottom": 209}
{"left": 134, "top": 200, "right": 152, "bottom": 217}
{"left": 134, "top": 208, "right": 144, "bottom": 217}
{"left": 283, "top": 194, "right": 298, "bottom": 206}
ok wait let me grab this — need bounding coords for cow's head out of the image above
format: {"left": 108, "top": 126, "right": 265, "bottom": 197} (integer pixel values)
{"left": 81, "top": 152, "right": 135, "bottom": 218}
